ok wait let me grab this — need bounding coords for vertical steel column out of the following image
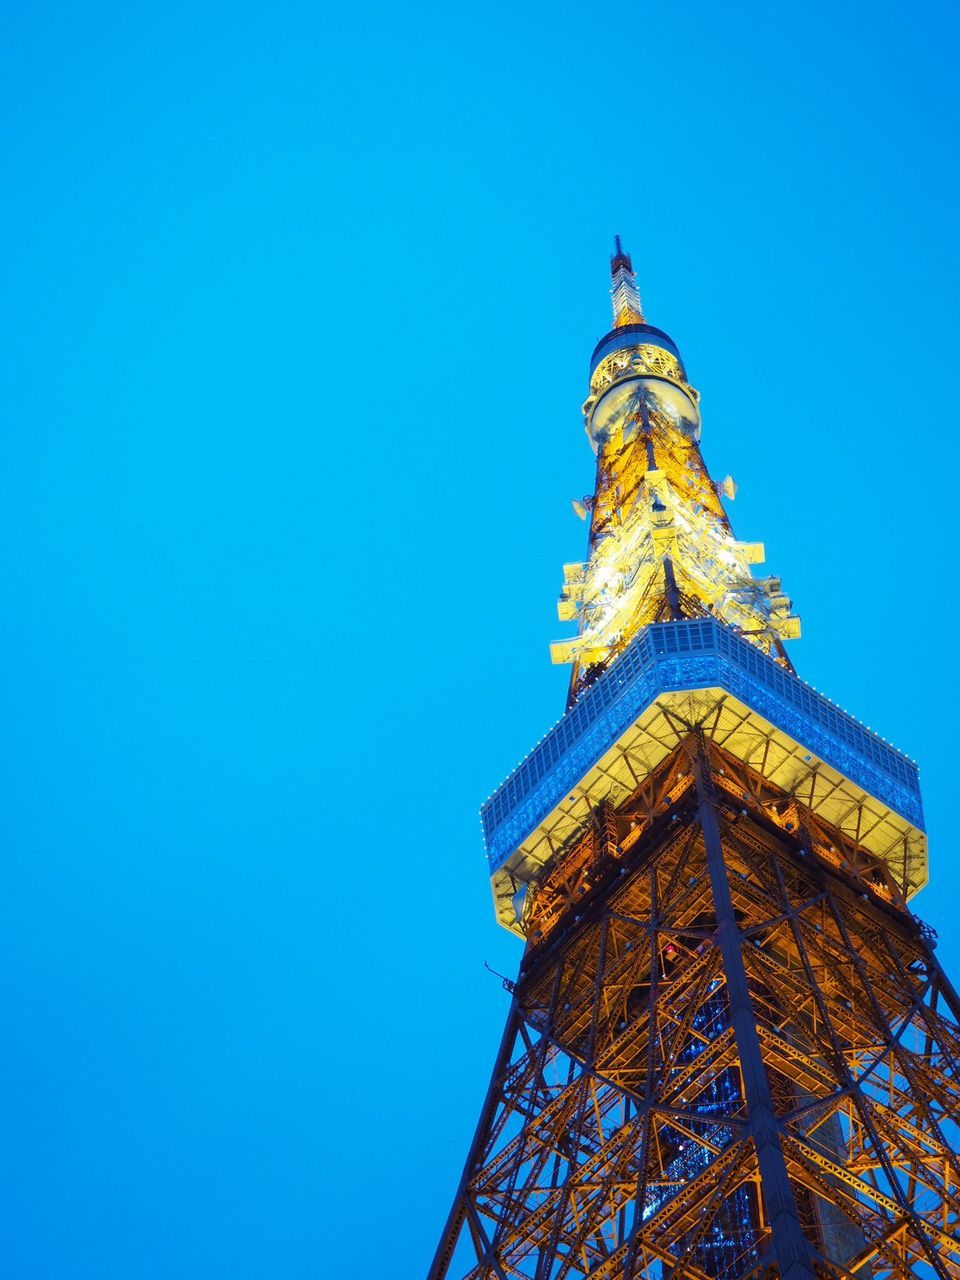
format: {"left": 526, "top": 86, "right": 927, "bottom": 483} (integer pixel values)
{"left": 694, "top": 745, "right": 815, "bottom": 1280}
{"left": 662, "top": 556, "right": 683, "bottom": 621}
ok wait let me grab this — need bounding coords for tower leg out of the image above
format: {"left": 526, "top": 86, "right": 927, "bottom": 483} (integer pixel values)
{"left": 428, "top": 1008, "right": 523, "bottom": 1280}
{"left": 694, "top": 746, "right": 815, "bottom": 1280}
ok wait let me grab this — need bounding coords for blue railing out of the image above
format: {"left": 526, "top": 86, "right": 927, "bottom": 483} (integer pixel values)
{"left": 481, "top": 619, "right": 923, "bottom": 874}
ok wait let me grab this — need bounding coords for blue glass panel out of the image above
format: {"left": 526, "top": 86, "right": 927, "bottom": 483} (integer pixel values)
{"left": 482, "top": 620, "right": 923, "bottom": 873}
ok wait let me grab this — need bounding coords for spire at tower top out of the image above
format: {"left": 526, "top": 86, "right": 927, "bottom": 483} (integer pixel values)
{"left": 609, "top": 235, "right": 644, "bottom": 328}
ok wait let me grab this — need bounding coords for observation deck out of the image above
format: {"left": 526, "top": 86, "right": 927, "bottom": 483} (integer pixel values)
{"left": 482, "top": 619, "right": 926, "bottom": 934}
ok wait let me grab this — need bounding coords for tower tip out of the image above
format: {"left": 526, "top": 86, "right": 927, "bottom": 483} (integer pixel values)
{"left": 611, "top": 235, "right": 632, "bottom": 275}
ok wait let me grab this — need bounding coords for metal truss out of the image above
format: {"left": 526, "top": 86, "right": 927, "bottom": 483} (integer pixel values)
{"left": 430, "top": 741, "right": 960, "bottom": 1280}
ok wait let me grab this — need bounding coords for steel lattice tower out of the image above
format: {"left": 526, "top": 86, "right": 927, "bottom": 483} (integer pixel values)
{"left": 429, "top": 243, "right": 960, "bottom": 1280}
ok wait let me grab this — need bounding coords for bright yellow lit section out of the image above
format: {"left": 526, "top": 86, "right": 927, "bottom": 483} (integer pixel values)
{"left": 556, "top": 350, "right": 799, "bottom": 697}
{"left": 588, "top": 344, "right": 690, "bottom": 395}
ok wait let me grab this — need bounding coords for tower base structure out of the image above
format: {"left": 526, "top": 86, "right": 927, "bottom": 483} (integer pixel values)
{"left": 431, "top": 623, "right": 960, "bottom": 1280}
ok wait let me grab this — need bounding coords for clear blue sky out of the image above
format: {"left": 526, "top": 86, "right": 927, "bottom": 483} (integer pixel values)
{"left": 2, "top": 2, "right": 959, "bottom": 1275}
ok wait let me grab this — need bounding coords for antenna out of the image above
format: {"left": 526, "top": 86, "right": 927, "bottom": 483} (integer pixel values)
{"left": 609, "top": 236, "right": 644, "bottom": 327}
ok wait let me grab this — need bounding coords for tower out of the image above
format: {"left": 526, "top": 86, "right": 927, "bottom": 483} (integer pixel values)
{"left": 429, "top": 244, "right": 960, "bottom": 1280}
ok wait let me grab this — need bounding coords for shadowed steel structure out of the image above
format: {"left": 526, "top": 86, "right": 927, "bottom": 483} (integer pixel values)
{"left": 429, "top": 244, "right": 960, "bottom": 1280}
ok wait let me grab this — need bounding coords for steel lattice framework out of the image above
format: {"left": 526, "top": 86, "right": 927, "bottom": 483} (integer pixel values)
{"left": 428, "top": 244, "right": 957, "bottom": 1280}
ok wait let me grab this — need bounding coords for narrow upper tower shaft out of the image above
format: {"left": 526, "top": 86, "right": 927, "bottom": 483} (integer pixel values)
{"left": 610, "top": 234, "right": 645, "bottom": 328}
{"left": 554, "top": 241, "right": 800, "bottom": 701}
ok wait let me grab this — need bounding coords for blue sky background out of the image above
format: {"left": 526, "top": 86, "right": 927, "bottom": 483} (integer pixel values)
{"left": 2, "top": 1, "right": 959, "bottom": 1275}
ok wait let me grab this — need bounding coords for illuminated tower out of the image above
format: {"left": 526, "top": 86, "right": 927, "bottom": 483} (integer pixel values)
{"left": 428, "top": 243, "right": 960, "bottom": 1280}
